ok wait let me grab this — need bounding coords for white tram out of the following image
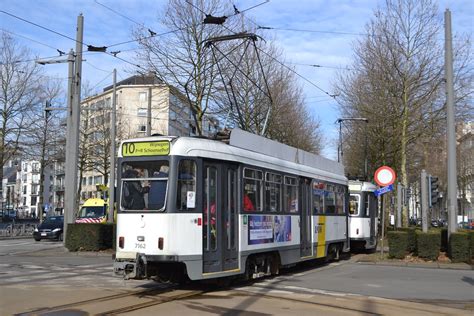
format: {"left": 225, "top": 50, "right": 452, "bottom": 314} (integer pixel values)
{"left": 348, "top": 180, "right": 378, "bottom": 251}
{"left": 113, "top": 129, "right": 349, "bottom": 282}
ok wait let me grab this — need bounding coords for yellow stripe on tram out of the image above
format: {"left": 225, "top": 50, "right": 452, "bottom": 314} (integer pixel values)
{"left": 316, "top": 216, "right": 326, "bottom": 258}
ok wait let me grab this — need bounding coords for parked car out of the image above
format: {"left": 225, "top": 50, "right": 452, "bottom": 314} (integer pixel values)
{"left": 33, "top": 216, "right": 64, "bottom": 241}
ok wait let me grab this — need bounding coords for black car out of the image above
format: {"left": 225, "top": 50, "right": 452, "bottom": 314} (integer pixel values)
{"left": 33, "top": 216, "right": 64, "bottom": 241}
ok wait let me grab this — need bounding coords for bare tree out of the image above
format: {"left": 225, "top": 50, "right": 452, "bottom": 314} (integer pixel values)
{"left": 334, "top": 0, "right": 472, "bottom": 226}
{"left": 0, "top": 32, "right": 42, "bottom": 208}
{"left": 22, "top": 79, "right": 64, "bottom": 219}
{"left": 134, "top": 0, "right": 234, "bottom": 135}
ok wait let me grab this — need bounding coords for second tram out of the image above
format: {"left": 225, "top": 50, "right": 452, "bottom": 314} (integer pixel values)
{"left": 348, "top": 180, "right": 378, "bottom": 251}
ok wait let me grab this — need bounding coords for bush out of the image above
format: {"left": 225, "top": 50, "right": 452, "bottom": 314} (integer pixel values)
{"left": 387, "top": 231, "right": 408, "bottom": 259}
{"left": 397, "top": 227, "right": 417, "bottom": 253}
{"left": 449, "top": 232, "right": 470, "bottom": 263}
{"left": 65, "top": 223, "right": 115, "bottom": 251}
{"left": 416, "top": 230, "right": 440, "bottom": 261}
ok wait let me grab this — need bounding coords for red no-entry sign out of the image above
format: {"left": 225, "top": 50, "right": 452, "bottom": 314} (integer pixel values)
{"left": 374, "top": 166, "right": 396, "bottom": 187}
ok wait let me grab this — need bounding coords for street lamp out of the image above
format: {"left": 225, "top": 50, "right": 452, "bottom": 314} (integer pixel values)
{"left": 336, "top": 117, "right": 369, "bottom": 178}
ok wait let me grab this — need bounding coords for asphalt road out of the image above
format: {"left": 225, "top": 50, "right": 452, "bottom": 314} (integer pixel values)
{"left": 0, "top": 238, "right": 472, "bottom": 315}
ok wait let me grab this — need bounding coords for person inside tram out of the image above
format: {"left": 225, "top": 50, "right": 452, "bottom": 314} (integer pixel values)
{"left": 148, "top": 165, "right": 168, "bottom": 209}
{"left": 122, "top": 167, "right": 150, "bottom": 210}
{"left": 243, "top": 192, "right": 255, "bottom": 211}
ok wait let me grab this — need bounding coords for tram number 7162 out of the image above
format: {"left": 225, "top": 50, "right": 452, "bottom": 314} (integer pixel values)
{"left": 135, "top": 242, "right": 146, "bottom": 249}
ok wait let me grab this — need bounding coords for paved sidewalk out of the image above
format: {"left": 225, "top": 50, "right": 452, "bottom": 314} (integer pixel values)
{"left": 355, "top": 253, "right": 474, "bottom": 270}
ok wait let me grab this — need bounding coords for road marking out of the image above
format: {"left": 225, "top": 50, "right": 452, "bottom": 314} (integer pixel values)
{"left": 366, "top": 283, "right": 382, "bottom": 288}
{"left": 0, "top": 241, "right": 32, "bottom": 247}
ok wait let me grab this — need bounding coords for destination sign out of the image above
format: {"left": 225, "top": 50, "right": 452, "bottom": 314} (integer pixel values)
{"left": 122, "top": 141, "right": 170, "bottom": 157}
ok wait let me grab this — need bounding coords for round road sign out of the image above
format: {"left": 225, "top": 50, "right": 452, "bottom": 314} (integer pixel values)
{"left": 374, "top": 166, "right": 396, "bottom": 187}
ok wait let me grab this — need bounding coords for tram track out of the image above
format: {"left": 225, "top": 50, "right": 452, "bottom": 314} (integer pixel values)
{"left": 16, "top": 284, "right": 205, "bottom": 316}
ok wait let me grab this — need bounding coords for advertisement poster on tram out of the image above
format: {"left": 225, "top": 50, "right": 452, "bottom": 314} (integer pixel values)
{"left": 274, "top": 215, "right": 292, "bottom": 242}
{"left": 248, "top": 215, "right": 292, "bottom": 245}
{"left": 248, "top": 215, "right": 273, "bottom": 244}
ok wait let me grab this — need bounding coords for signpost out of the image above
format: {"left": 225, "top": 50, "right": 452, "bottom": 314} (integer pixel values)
{"left": 374, "top": 166, "right": 397, "bottom": 258}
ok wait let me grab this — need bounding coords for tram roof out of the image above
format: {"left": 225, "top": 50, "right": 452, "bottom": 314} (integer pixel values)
{"left": 119, "top": 129, "right": 347, "bottom": 183}
{"left": 349, "top": 180, "right": 378, "bottom": 192}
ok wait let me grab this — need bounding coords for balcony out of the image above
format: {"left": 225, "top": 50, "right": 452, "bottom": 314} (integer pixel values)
{"left": 53, "top": 185, "right": 65, "bottom": 192}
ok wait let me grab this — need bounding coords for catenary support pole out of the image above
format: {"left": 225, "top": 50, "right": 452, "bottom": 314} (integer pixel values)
{"left": 64, "top": 14, "right": 83, "bottom": 243}
{"left": 445, "top": 9, "right": 457, "bottom": 238}
{"left": 63, "top": 49, "right": 75, "bottom": 241}
{"left": 421, "top": 169, "right": 428, "bottom": 233}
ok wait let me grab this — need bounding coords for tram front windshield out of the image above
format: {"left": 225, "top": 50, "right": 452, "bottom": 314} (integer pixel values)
{"left": 120, "top": 161, "right": 169, "bottom": 211}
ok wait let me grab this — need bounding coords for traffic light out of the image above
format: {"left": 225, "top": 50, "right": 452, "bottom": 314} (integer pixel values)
{"left": 45, "top": 101, "right": 51, "bottom": 118}
{"left": 428, "top": 175, "right": 439, "bottom": 207}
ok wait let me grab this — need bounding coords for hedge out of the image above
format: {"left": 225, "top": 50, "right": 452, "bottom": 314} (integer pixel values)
{"left": 416, "top": 230, "right": 440, "bottom": 261}
{"left": 397, "top": 227, "right": 417, "bottom": 253}
{"left": 387, "top": 231, "right": 408, "bottom": 259}
{"left": 65, "top": 223, "right": 115, "bottom": 251}
{"left": 448, "top": 232, "right": 470, "bottom": 263}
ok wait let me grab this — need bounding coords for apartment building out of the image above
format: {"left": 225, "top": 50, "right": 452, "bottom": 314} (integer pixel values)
{"left": 79, "top": 74, "right": 219, "bottom": 202}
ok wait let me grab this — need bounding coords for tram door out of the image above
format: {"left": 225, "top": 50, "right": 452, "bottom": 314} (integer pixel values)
{"left": 369, "top": 193, "right": 377, "bottom": 244}
{"left": 202, "top": 162, "right": 239, "bottom": 274}
{"left": 300, "top": 178, "right": 312, "bottom": 257}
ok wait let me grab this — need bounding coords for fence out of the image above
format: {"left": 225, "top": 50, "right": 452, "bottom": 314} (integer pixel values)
{"left": 0, "top": 221, "right": 38, "bottom": 238}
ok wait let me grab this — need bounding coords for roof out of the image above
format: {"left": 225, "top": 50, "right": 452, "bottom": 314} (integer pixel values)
{"left": 103, "top": 74, "right": 164, "bottom": 92}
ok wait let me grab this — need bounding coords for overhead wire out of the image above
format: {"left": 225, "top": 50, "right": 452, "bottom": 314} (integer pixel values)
{"left": 215, "top": 8, "right": 345, "bottom": 102}
{"left": 0, "top": 28, "right": 63, "bottom": 52}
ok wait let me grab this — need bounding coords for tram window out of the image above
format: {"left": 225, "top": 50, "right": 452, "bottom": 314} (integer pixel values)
{"left": 363, "top": 193, "right": 370, "bottom": 216}
{"left": 284, "top": 176, "right": 298, "bottom": 213}
{"left": 243, "top": 168, "right": 263, "bottom": 212}
{"left": 204, "top": 167, "right": 217, "bottom": 251}
{"left": 176, "top": 160, "right": 196, "bottom": 211}
{"left": 227, "top": 169, "right": 237, "bottom": 250}
{"left": 325, "top": 191, "right": 336, "bottom": 214}
{"left": 312, "top": 181, "right": 325, "bottom": 214}
{"left": 121, "top": 161, "right": 169, "bottom": 211}
{"left": 335, "top": 192, "right": 345, "bottom": 214}
{"left": 349, "top": 194, "right": 360, "bottom": 216}
{"left": 265, "top": 172, "right": 282, "bottom": 213}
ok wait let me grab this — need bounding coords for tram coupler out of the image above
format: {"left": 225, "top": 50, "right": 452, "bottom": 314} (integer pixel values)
{"left": 113, "top": 253, "right": 148, "bottom": 280}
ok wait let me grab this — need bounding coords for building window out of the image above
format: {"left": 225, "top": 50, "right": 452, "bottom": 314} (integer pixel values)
{"left": 94, "top": 176, "right": 102, "bottom": 184}
{"left": 138, "top": 125, "right": 146, "bottom": 133}
{"left": 139, "top": 92, "right": 147, "bottom": 102}
{"left": 88, "top": 177, "right": 93, "bottom": 185}
{"left": 137, "top": 108, "right": 147, "bottom": 117}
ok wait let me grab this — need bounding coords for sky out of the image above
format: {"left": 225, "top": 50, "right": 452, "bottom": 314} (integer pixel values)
{"left": 1, "top": 0, "right": 472, "bottom": 159}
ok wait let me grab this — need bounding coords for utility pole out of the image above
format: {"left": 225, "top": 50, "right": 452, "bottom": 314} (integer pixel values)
{"left": 337, "top": 117, "right": 368, "bottom": 168}
{"left": 108, "top": 69, "right": 116, "bottom": 224}
{"left": 147, "top": 87, "right": 152, "bottom": 136}
{"left": 445, "top": 9, "right": 458, "bottom": 238}
{"left": 64, "top": 14, "right": 83, "bottom": 242}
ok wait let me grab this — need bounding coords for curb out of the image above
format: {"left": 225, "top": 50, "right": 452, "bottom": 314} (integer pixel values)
{"left": 355, "top": 259, "right": 474, "bottom": 270}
